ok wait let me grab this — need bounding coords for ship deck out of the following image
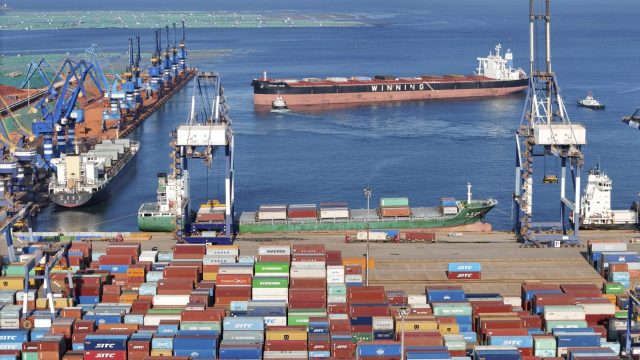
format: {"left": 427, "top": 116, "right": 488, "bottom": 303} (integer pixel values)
{"left": 239, "top": 206, "right": 448, "bottom": 224}
{"left": 268, "top": 75, "right": 499, "bottom": 87}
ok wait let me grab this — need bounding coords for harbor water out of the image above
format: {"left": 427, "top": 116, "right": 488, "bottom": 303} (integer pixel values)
{"left": 1, "top": 0, "right": 639, "bottom": 231}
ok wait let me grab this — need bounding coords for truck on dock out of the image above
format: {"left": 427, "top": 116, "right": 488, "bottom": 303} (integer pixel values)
{"left": 345, "top": 230, "right": 435, "bottom": 243}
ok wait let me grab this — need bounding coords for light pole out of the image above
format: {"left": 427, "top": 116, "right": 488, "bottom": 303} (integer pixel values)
{"left": 399, "top": 306, "right": 409, "bottom": 360}
{"left": 364, "top": 186, "right": 372, "bottom": 286}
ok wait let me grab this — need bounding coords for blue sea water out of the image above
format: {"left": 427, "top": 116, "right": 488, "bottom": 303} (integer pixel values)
{"left": 1, "top": 0, "right": 639, "bottom": 232}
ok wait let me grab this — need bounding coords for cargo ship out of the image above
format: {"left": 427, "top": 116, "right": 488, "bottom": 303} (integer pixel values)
{"left": 239, "top": 184, "right": 496, "bottom": 233}
{"left": 49, "top": 139, "right": 139, "bottom": 208}
{"left": 137, "top": 171, "right": 190, "bottom": 232}
{"left": 573, "top": 164, "right": 639, "bottom": 230}
{"left": 252, "top": 44, "right": 527, "bottom": 107}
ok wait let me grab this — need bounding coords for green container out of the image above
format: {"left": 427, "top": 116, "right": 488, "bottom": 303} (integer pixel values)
{"left": 534, "top": 337, "right": 556, "bottom": 350}
{"left": 380, "top": 197, "right": 409, "bottom": 207}
{"left": 146, "top": 308, "right": 183, "bottom": 314}
{"left": 328, "top": 284, "right": 347, "bottom": 296}
{"left": 252, "top": 277, "right": 289, "bottom": 288}
{"left": 22, "top": 353, "right": 38, "bottom": 360}
{"left": 545, "top": 320, "right": 588, "bottom": 332}
{"left": 288, "top": 309, "right": 326, "bottom": 325}
{"left": 604, "top": 282, "right": 625, "bottom": 295}
{"left": 351, "top": 332, "right": 373, "bottom": 343}
{"left": 615, "top": 310, "right": 628, "bottom": 319}
{"left": 288, "top": 315, "right": 310, "bottom": 326}
{"left": 255, "top": 262, "right": 290, "bottom": 273}
{"left": 180, "top": 321, "right": 221, "bottom": 331}
{"left": 433, "top": 306, "right": 472, "bottom": 316}
{"left": 3, "top": 264, "right": 35, "bottom": 277}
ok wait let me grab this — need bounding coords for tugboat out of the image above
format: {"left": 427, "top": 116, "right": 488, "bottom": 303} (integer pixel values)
{"left": 271, "top": 94, "right": 289, "bottom": 112}
{"left": 577, "top": 92, "right": 605, "bottom": 110}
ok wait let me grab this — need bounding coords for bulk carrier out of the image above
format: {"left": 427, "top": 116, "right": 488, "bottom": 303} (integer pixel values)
{"left": 239, "top": 184, "right": 496, "bottom": 233}
{"left": 49, "top": 139, "right": 139, "bottom": 208}
{"left": 252, "top": 44, "right": 527, "bottom": 107}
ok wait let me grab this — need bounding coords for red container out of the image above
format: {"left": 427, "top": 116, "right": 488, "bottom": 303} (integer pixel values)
{"left": 163, "top": 266, "right": 200, "bottom": 281}
{"left": 289, "top": 301, "right": 327, "bottom": 309}
{"left": 64, "top": 351, "right": 85, "bottom": 360}
{"left": 84, "top": 351, "right": 127, "bottom": 360}
{"left": 181, "top": 309, "right": 224, "bottom": 322}
{"left": 348, "top": 286, "right": 386, "bottom": 303}
{"left": 289, "top": 288, "right": 326, "bottom": 303}
{"left": 264, "top": 340, "right": 307, "bottom": 351}
{"left": 520, "top": 315, "right": 543, "bottom": 329}
{"left": 292, "top": 244, "right": 326, "bottom": 255}
{"left": 344, "top": 264, "right": 362, "bottom": 274}
{"left": 216, "top": 274, "right": 252, "bottom": 286}
{"left": 350, "top": 305, "right": 390, "bottom": 317}
{"left": 106, "top": 244, "right": 141, "bottom": 257}
{"left": 99, "top": 255, "right": 134, "bottom": 265}
{"left": 73, "top": 320, "right": 95, "bottom": 333}
{"left": 446, "top": 271, "right": 481, "bottom": 280}
{"left": 380, "top": 206, "right": 411, "bottom": 217}
{"left": 533, "top": 293, "right": 575, "bottom": 308}
{"left": 405, "top": 232, "right": 435, "bottom": 242}
{"left": 330, "top": 320, "right": 351, "bottom": 333}
{"left": 331, "top": 341, "right": 355, "bottom": 358}
{"left": 328, "top": 303, "right": 348, "bottom": 314}
{"left": 288, "top": 209, "right": 317, "bottom": 218}
{"left": 289, "top": 278, "right": 326, "bottom": 289}
{"left": 292, "top": 255, "right": 326, "bottom": 262}
{"left": 257, "top": 255, "right": 291, "bottom": 263}
{"left": 173, "top": 244, "right": 206, "bottom": 255}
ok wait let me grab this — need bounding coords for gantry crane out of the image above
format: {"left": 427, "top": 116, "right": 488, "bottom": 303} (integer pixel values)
{"left": 171, "top": 23, "right": 179, "bottom": 79}
{"left": 512, "top": 0, "right": 587, "bottom": 247}
{"left": 162, "top": 26, "right": 173, "bottom": 85}
{"left": 147, "top": 29, "right": 164, "bottom": 98}
{"left": 172, "top": 73, "right": 235, "bottom": 244}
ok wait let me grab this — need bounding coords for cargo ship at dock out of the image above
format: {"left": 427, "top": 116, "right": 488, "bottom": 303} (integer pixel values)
{"left": 49, "top": 139, "right": 139, "bottom": 208}
{"left": 252, "top": 44, "right": 527, "bottom": 107}
{"left": 239, "top": 184, "right": 496, "bottom": 233}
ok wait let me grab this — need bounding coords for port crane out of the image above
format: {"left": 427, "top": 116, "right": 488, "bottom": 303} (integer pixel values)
{"left": 171, "top": 23, "right": 179, "bottom": 79}
{"left": 171, "top": 72, "right": 235, "bottom": 244}
{"left": 20, "top": 58, "right": 60, "bottom": 90}
{"left": 512, "top": 0, "right": 586, "bottom": 247}
{"left": 84, "top": 44, "right": 126, "bottom": 125}
{"left": 162, "top": 26, "right": 173, "bottom": 85}
{"left": 0, "top": 95, "right": 38, "bottom": 194}
{"left": 178, "top": 20, "right": 188, "bottom": 72}
{"left": 147, "top": 29, "right": 164, "bottom": 98}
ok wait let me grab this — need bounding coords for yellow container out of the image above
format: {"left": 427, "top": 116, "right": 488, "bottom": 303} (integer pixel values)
{"left": 438, "top": 324, "right": 460, "bottom": 334}
{"left": 603, "top": 294, "right": 617, "bottom": 304}
{"left": 37, "top": 298, "right": 74, "bottom": 309}
{"left": 203, "top": 273, "right": 218, "bottom": 281}
{"left": 266, "top": 331, "right": 307, "bottom": 341}
{"left": 127, "top": 268, "right": 145, "bottom": 277}
{"left": 395, "top": 320, "right": 438, "bottom": 331}
{"left": 0, "top": 277, "right": 25, "bottom": 290}
{"left": 343, "top": 257, "right": 375, "bottom": 270}
{"left": 150, "top": 349, "right": 172, "bottom": 356}
{"left": 119, "top": 293, "right": 139, "bottom": 304}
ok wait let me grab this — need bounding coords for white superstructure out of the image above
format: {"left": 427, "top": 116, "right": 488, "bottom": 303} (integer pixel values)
{"left": 580, "top": 164, "right": 637, "bottom": 227}
{"left": 476, "top": 44, "right": 526, "bottom": 81}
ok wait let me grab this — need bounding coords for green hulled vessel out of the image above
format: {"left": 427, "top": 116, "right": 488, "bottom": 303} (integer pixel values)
{"left": 239, "top": 184, "right": 496, "bottom": 234}
{"left": 138, "top": 172, "right": 190, "bottom": 232}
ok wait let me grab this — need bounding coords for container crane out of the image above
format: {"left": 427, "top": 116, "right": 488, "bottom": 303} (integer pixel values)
{"left": 171, "top": 23, "right": 179, "bottom": 79}
{"left": 171, "top": 72, "right": 235, "bottom": 244}
{"left": 162, "top": 26, "right": 173, "bottom": 85}
{"left": 147, "top": 29, "right": 164, "bottom": 98}
{"left": 512, "top": 0, "right": 586, "bottom": 247}
{"left": 85, "top": 44, "right": 124, "bottom": 124}
{"left": 20, "top": 58, "right": 59, "bottom": 90}
{"left": 178, "top": 20, "right": 188, "bottom": 72}
{"left": 121, "top": 37, "right": 137, "bottom": 113}
{"left": 133, "top": 36, "right": 143, "bottom": 106}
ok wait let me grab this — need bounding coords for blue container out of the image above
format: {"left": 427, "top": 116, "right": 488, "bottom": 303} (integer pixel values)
{"left": 427, "top": 289, "right": 466, "bottom": 302}
{"left": 157, "top": 323, "right": 179, "bottom": 335}
{"left": 358, "top": 343, "right": 402, "bottom": 357}
{"left": 308, "top": 324, "right": 329, "bottom": 335}
{"left": 552, "top": 328, "right": 595, "bottom": 335}
{"left": 527, "top": 328, "right": 544, "bottom": 335}
{"left": 247, "top": 306, "right": 286, "bottom": 317}
{"left": 173, "top": 349, "right": 216, "bottom": 358}
{"left": 309, "top": 350, "right": 331, "bottom": 358}
{"left": 448, "top": 262, "right": 482, "bottom": 272}
{"left": 29, "top": 328, "right": 49, "bottom": 341}
{"left": 611, "top": 272, "right": 630, "bottom": 281}
{"left": 466, "top": 293, "right": 501, "bottom": 300}
{"left": 151, "top": 336, "right": 174, "bottom": 349}
{"left": 473, "top": 350, "right": 521, "bottom": 360}
{"left": 458, "top": 324, "right": 473, "bottom": 332}
{"left": 522, "top": 289, "right": 562, "bottom": 304}
{"left": 78, "top": 296, "right": 100, "bottom": 304}
{"left": 591, "top": 251, "right": 601, "bottom": 265}
{"left": 350, "top": 316, "right": 373, "bottom": 326}
{"left": 556, "top": 334, "right": 601, "bottom": 348}
{"left": 99, "top": 264, "right": 129, "bottom": 273}
{"left": 84, "top": 334, "right": 128, "bottom": 351}
{"left": 124, "top": 314, "right": 145, "bottom": 324}
{"left": 461, "top": 332, "right": 478, "bottom": 343}
{"left": 223, "top": 317, "right": 264, "bottom": 331}
{"left": 71, "top": 342, "right": 84, "bottom": 351}
{"left": 219, "top": 346, "right": 262, "bottom": 359}
{"left": 230, "top": 301, "right": 249, "bottom": 312}
{"left": 601, "top": 252, "right": 640, "bottom": 265}
{"left": 83, "top": 314, "right": 123, "bottom": 324}
{"left": 407, "top": 352, "right": 451, "bottom": 359}
{"left": 0, "top": 330, "right": 29, "bottom": 342}
{"left": 373, "top": 330, "right": 394, "bottom": 340}
{"left": 488, "top": 335, "right": 533, "bottom": 348}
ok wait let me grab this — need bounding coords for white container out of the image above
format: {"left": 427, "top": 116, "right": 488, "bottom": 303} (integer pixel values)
{"left": 258, "top": 211, "right": 287, "bottom": 221}
{"left": 290, "top": 268, "right": 326, "bottom": 278}
{"left": 408, "top": 295, "right": 427, "bottom": 305}
{"left": 258, "top": 245, "right": 291, "bottom": 256}
{"left": 252, "top": 295, "right": 288, "bottom": 302}
{"left": 543, "top": 306, "right": 586, "bottom": 321}
{"left": 578, "top": 302, "right": 615, "bottom": 315}
{"left": 591, "top": 242, "right": 627, "bottom": 252}
{"left": 326, "top": 266, "right": 345, "bottom": 284}
{"left": 203, "top": 255, "right": 237, "bottom": 264}
{"left": 409, "top": 304, "right": 432, "bottom": 312}
{"left": 143, "top": 314, "right": 181, "bottom": 326}
{"left": 152, "top": 294, "right": 190, "bottom": 307}
{"left": 356, "top": 231, "right": 387, "bottom": 241}
{"left": 264, "top": 316, "right": 287, "bottom": 327}
{"left": 139, "top": 251, "right": 158, "bottom": 263}
{"left": 291, "top": 261, "right": 325, "bottom": 269}
{"left": 372, "top": 317, "right": 394, "bottom": 330}
{"left": 33, "top": 317, "right": 52, "bottom": 328}
{"left": 327, "top": 295, "right": 347, "bottom": 303}
{"left": 254, "top": 273, "right": 290, "bottom": 278}
{"left": 206, "top": 245, "right": 239, "bottom": 257}
{"left": 320, "top": 209, "right": 349, "bottom": 219}
{"left": 328, "top": 313, "right": 349, "bottom": 320}
{"left": 252, "top": 288, "right": 289, "bottom": 297}
{"left": 627, "top": 262, "right": 640, "bottom": 271}
{"left": 263, "top": 351, "right": 308, "bottom": 359}
{"left": 239, "top": 256, "right": 256, "bottom": 264}
{"left": 218, "top": 265, "right": 254, "bottom": 275}
{"left": 502, "top": 296, "right": 521, "bottom": 307}
{"left": 0, "top": 318, "right": 20, "bottom": 329}
{"left": 345, "top": 274, "right": 363, "bottom": 283}
{"left": 15, "top": 290, "right": 36, "bottom": 301}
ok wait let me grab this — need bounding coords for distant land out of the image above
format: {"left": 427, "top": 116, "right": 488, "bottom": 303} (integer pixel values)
{"left": 0, "top": 10, "right": 370, "bottom": 30}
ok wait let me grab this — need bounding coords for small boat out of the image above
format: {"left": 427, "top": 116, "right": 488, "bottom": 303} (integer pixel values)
{"left": 577, "top": 92, "right": 605, "bottom": 110}
{"left": 271, "top": 94, "right": 289, "bottom": 112}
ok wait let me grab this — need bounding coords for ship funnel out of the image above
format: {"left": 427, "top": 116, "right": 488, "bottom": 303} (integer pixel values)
{"left": 263, "top": 71, "right": 267, "bottom": 81}
{"left": 467, "top": 182, "right": 472, "bottom": 203}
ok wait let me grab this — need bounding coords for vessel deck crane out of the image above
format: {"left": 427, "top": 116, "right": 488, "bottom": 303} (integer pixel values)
{"left": 512, "top": 0, "right": 586, "bottom": 247}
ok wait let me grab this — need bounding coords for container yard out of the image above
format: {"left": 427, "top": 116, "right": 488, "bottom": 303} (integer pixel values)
{"left": 1, "top": 232, "right": 640, "bottom": 359}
